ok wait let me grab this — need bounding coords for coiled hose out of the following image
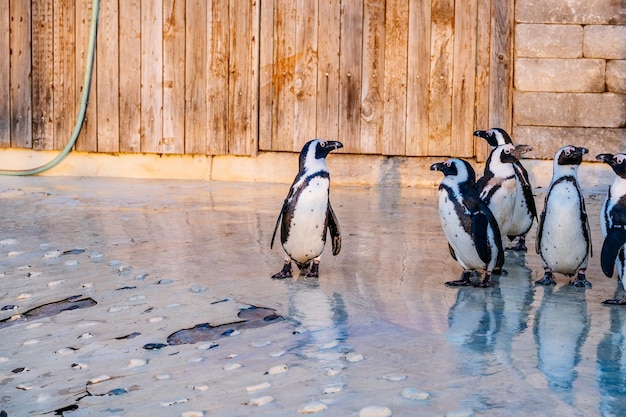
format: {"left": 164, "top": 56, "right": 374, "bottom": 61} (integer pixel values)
{"left": 0, "top": 0, "right": 99, "bottom": 176}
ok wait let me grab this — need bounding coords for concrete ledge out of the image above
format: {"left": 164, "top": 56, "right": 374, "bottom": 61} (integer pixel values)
{"left": 0, "top": 148, "right": 616, "bottom": 191}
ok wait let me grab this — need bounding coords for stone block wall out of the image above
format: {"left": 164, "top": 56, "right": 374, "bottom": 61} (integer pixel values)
{"left": 513, "top": 0, "right": 626, "bottom": 159}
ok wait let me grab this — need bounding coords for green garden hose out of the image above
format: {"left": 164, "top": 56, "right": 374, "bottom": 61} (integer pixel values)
{"left": 0, "top": 0, "right": 99, "bottom": 176}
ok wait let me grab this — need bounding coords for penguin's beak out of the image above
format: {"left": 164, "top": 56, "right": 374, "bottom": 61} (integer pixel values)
{"left": 326, "top": 141, "right": 343, "bottom": 152}
{"left": 579, "top": 147, "right": 589, "bottom": 155}
{"left": 473, "top": 130, "right": 498, "bottom": 147}
{"left": 430, "top": 162, "right": 445, "bottom": 172}
{"left": 596, "top": 153, "right": 615, "bottom": 165}
{"left": 511, "top": 144, "right": 533, "bottom": 159}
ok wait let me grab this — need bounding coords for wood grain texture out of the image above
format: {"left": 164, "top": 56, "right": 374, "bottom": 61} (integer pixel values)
{"left": 75, "top": 0, "right": 98, "bottom": 152}
{"left": 489, "top": 0, "right": 513, "bottom": 134}
{"left": 406, "top": 0, "right": 431, "bottom": 156}
{"left": 53, "top": 0, "right": 75, "bottom": 150}
{"left": 258, "top": 0, "right": 274, "bottom": 151}
{"left": 31, "top": 0, "right": 54, "bottom": 150}
{"left": 0, "top": 2, "right": 8, "bottom": 147}
{"left": 162, "top": 0, "right": 185, "bottom": 154}
{"left": 10, "top": 0, "right": 32, "bottom": 149}
{"left": 206, "top": 0, "right": 228, "bottom": 155}
{"left": 338, "top": 0, "right": 363, "bottom": 153}
{"left": 119, "top": 0, "right": 142, "bottom": 152}
{"left": 96, "top": 0, "right": 120, "bottom": 152}
{"left": 360, "top": 0, "right": 385, "bottom": 154}
{"left": 475, "top": 0, "right": 492, "bottom": 162}
{"left": 184, "top": 0, "right": 207, "bottom": 154}
{"left": 141, "top": 0, "right": 163, "bottom": 153}
{"left": 382, "top": 0, "right": 408, "bottom": 156}
{"left": 315, "top": 0, "right": 340, "bottom": 144}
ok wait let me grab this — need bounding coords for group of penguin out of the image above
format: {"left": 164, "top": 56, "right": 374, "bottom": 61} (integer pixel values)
{"left": 269, "top": 133, "right": 626, "bottom": 306}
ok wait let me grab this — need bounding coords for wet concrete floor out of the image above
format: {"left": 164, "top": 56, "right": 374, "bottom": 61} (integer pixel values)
{"left": 0, "top": 176, "right": 625, "bottom": 417}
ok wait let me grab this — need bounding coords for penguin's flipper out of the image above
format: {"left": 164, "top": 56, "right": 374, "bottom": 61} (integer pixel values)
{"left": 471, "top": 211, "right": 491, "bottom": 265}
{"left": 601, "top": 228, "right": 626, "bottom": 277}
{"left": 514, "top": 162, "right": 538, "bottom": 220}
{"left": 327, "top": 202, "right": 341, "bottom": 256}
{"left": 448, "top": 244, "right": 457, "bottom": 261}
{"left": 270, "top": 200, "right": 287, "bottom": 249}
{"left": 581, "top": 198, "right": 593, "bottom": 257}
{"left": 536, "top": 210, "right": 546, "bottom": 255}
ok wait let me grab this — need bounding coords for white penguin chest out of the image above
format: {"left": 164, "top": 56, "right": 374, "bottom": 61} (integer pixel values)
{"left": 283, "top": 177, "right": 330, "bottom": 262}
{"left": 482, "top": 177, "right": 516, "bottom": 233}
{"left": 540, "top": 181, "right": 589, "bottom": 272}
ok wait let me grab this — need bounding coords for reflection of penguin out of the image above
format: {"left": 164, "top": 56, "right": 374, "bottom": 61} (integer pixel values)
{"left": 430, "top": 158, "right": 504, "bottom": 288}
{"left": 535, "top": 146, "right": 592, "bottom": 288}
{"left": 534, "top": 285, "right": 589, "bottom": 395}
{"left": 596, "top": 153, "right": 626, "bottom": 305}
{"left": 596, "top": 291, "right": 626, "bottom": 415}
{"left": 271, "top": 139, "right": 343, "bottom": 278}
{"left": 474, "top": 129, "right": 537, "bottom": 251}
{"left": 477, "top": 143, "right": 533, "bottom": 251}
{"left": 446, "top": 261, "right": 533, "bottom": 374}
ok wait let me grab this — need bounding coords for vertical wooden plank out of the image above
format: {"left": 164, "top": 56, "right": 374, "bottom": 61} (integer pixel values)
{"left": 359, "top": 0, "right": 385, "bottom": 154}
{"left": 10, "top": 0, "right": 32, "bottom": 149}
{"left": 31, "top": 0, "right": 54, "bottom": 150}
{"left": 293, "top": 0, "right": 318, "bottom": 148}
{"left": 272, "top": 0, "right": 296, "bottom": 151}
{"left": 96, "top": 0, "right": 120, "bottom": 152}
{"left": 489, "top": 0, "right": 513, "bottom": 133}
{"left": 316, "top": 0, "right": 340, "bottom": 143}
{"left": 229, "top": 0, "right": 259, "bottom": 155}
{"left": 258, "top": 0, "right": 274, "bottom": 150}
{"left": 428, "top": 0, "right": 454, "bottom": 155}
{"left": 53, "top": 0, "right": 75, "bottom": 150}
{"left": 0, "top": 1, "right": 8, "bottom": 147}
{"left": 338, "top": 0, "right": 363, "bottom": 153}
{"left": 75, "top": 0, "right": 97, "bottom": 152}
{"left": 119, "top": 0, "right": 141, "bottom": 152}
{"left": 206, "top": 0, "right": 228, "bottom": 155}
{"left": 184, "top": 0, "right": 207, "bottom": 154}
{"left": 450, "top": 0, "right": 477, "bottom": 157}
{"left": 475, "top": 0, "right": 491, "bottom": 161}
{"left": 141, "top": 0, "right": 163, "bottom": 153}
{"left": 406, "top": 0, "right": 431, "bottom": 155}
{"left": 162, "top": 0, "right": 185, "bottom": 154}
{"left": 382, "top": 0, "right": 408, "bottom": 156}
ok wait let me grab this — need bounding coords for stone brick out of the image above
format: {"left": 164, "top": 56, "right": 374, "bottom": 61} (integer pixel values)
{"left": 515, "top": 58, "right": 605, "bottom": 92}
{"left": 584, "top": 26, "right": 626, "bottom": 59}
{"left": 515, "top": 24, "right": 582, "bottom": 58}
{"left": 512, "top": 126, "right": 626, "bottom": 159}
{"left": 607, "top": 60, "right": 626, "bottom": 93}
{"left": 516, "top": 0, "right": 626, "bottom": 24}
{"left": 514, "top": 92, "right": 626, "bottom": 127}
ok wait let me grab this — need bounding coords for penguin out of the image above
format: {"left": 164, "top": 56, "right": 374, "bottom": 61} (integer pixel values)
{"left": 596, "top": 153, "right": 626, "bottom": 305}
{"left": 430, "top": 158, "right": 504, "bottom": 288}
{"left": 271, "top": 139, "right": 343, "bottom": 278}
{"left": 474, "top": 128, "right": 537, "bottom": 251}
{"left": 535, "top": 145, "right": 592, "bottom": 287}
{"left": 476, "top": 143, "right": 533, "bottom": 252}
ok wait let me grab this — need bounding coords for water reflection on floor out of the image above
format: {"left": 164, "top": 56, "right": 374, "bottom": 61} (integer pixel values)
{"left": 0, "top": 176, "right": 625, "bottom": 416}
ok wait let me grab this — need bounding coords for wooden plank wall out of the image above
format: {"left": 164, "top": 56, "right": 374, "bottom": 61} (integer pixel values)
{"left": 0, "top": 0, "right": 513, "bottom": 159}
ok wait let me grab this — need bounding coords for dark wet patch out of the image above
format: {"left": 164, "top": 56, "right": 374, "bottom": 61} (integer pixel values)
{"left": 1, "top": 305, "right": 17, "bottom": 311}
{"left": 116, "top": 286, "right": 136, "bottom": 290}
{"left": 62, "top": 248, "right": 86, "bottom": 256}
{"left": 166, "top": 306, "right": 284, "bottom": 346}
{"left": 51, "top": 404, "right": 79, "bottom": 415}
{"left": 0, "top": 295, "right": 97, "bottom": 329}
{"left": 143, "top": 342, "right": 167, "bottom": 350}
{"left": 11, "top": 367, "right": 28, "bottom": 374}
{"left": 116, "top": 332, "right": 141, "bottom": 340}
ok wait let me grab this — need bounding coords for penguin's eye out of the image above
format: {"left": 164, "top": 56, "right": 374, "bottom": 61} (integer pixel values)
{"left": 320, "top": 141, "right": 327, "bottom": 148}
{"left": 616, "top": 155, "right": 625, "bottom": 164}
{"left": 444, "top": 161, "right": 452, "bottom": 167}
{"left": 504, "top": 148, "right": 511, "bottom": 154}
{"left": 565, "top": 148, "right": 572, "bottom": 155}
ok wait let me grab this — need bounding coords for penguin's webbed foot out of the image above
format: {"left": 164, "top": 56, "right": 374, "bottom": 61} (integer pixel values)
{"left": 271, "top": 262, "right": 293, "bottom": 279}
{"left": 303, "top": 262, "right": 319, "bottom": 278}
{"left": 570, "top": 273, "right": 592, "bottom": 288}
{"left": 445, "top": 271, "right": 472, "bottom": 287}
{"left": 477, "top": 274, "right": 493, "bottom": 288}
{"left": 506, "top": 237, "right": 527, "bottom": 252}
{"left": 535, "top": 271, "right": 557, "bottom": 286}
{"left": 602, "top": 294, "right": 626, "bottom": 305}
